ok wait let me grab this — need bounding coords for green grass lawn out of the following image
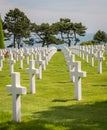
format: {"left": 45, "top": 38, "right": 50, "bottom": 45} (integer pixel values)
{"left": 0, "top": 51, "right": 107, "bottom": 130}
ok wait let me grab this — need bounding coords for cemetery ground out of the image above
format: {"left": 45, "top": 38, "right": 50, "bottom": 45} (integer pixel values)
{"left": 0, "top": 51, "right": 107, "bottom": 130}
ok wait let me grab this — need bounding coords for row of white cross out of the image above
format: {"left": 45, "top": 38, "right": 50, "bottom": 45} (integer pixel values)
{"left": 0, "top": 47, "right": 57, "bottom": 122}
{"left": 62, "top": 44, "right": 106, "bottom": 102}
{"left": 69, "top": 45, "right": 105, "bottom": 74}
{"left": 1, "top": 44, "right": 105, "bottom": 122}
{"left": 0, "top": 47, "right": 55, "bottom": 71}
{"left": 62, "top": 47, "right": 86, "bottom": 101}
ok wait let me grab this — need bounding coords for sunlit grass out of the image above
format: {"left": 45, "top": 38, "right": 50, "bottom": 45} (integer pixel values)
{"left": 0, "top": 51, "right": 107, "bottom": 130}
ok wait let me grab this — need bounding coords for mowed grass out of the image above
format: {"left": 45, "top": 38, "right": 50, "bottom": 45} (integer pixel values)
{"left": 0, "top": 51, "right": 107, "bottom": 130}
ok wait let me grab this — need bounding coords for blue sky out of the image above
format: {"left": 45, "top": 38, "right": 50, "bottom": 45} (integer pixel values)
{"left": 0, "top": 0, "right": 107, "bottom": 33}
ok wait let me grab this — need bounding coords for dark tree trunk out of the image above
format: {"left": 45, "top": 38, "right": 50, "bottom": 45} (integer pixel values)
{"left": 67, "top": 33, "right": 71, "bottom": 47}
{"left": 17, "top": 38, "right": 21, "bottom": 49}
{"left": 18, "top": 42, "right": 20, "bottom": 49}
{"left": 42, "top": 42, "right": 45, "bottom": 47}
{"left": 13, "top": 34, "right": 16, "bottom": 48}
{"left": 74, "top": 31, "right": 77, "bottom": 45}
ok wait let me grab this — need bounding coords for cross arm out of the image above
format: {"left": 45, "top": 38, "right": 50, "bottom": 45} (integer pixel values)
{"left": 16, "top": 86, "right": 26, "bottom": 95}
{"left": 35, "top": 60, "right": 43, "bottom": 65}
{"left": 26, "top": 68, "right": 39, "bottom": 74}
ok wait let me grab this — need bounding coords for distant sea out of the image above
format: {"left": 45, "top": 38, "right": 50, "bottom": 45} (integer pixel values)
{"left": 78, "top": 33, "right": 94, "bottom": 43}
{"left": 4, "top": 33, "right": 94, "bottom": 48}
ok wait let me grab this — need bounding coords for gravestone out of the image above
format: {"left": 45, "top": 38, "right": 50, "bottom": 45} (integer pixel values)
{"left": 33, "top": 48, "right": 37, "bottom": 60}
{"left": 70, "top": 61, "right": 86, "bottom": 100}
{"left": 19, "top": 52, "right": 24, "bottom": 69}
{"left": 89, "top": 46, "right": 94, "bottom": 67}
{"left": 35, "top": 52, "right": 43, "bottom": 79}
{"left": 14, "top": 49, "right": 19, "bottom": 61}
{"left": 30, "top": 48, "right": 34, "bottom": 60}
{"left": 45, "top": 49, "right": 49, "bottom": 65}
{"left": 0, "top": 51, "right": 4, "bottom": 71}
{"left": 69, "top": 54, "right": 75, "bottom": 82}
{"left": 8, "top": 52, "right": 16, "bottom": 75}
{"left": 24, "top": 48, "right": 30, "bottom": 64}
{"left": 85, "top": 46, "right": 89, "bottom": 63}
{"left": 41, "top": 50, "right": 46, "bottom": 70}
{"left": 79, "top": 46, "right": 82, "bottom": 58}
{"left": 96, "top": 50, "right": 105, "bottom": 74}
{"left": 26, "top": 60, "right": 39, "bottom": 94}
{"left": 81, "top": 46, "right": 85, "bottom": 60}
{"left": 6, "top": 72, "right": 26, "bottom": 122}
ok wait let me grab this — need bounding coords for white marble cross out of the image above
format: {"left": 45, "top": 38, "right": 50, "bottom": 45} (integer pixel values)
{"left": 19, "top": 52, "right": 24, "bottom": 69}
{"left": 69, "top": 54, "right": 75, "bottom": 82}
{"left": 6, "top": 72, "right": 26, "bottom": 122}
{"left": 85, "top": 46, "right": 89, "bottom": 63}
{"left": 14, "top": 49, "right": 19, "bottom": 62}
{"left": 89, "top": 47, "right": 94, "bottom": 67}
{"left": 41, "top": 50, "right": 46, "bottom": 70}
{"left": 30, "top": 48, "right": 34, "bottom": 60}
{"left": 45, "top": 49, "right": 49, "bottom": 65}
{"left": 35, "top": 53, "right": 43, "bottom": 79}
{"left": 24, "top": 49, "right": 30, "bottom": 64}
{"left": 79, "top": 46, "right": 82, "bottom": 58}
{"left": 81, "top": 46, "right": 85, "bottom": 60}
{"left": 0, "top": 51, "right": 4, "bottom": 71}
{"left": 96, "top": 50, "right": 105, "bottom": 74}
{"left": 8, "top": 52, "right": 16, "bottom": 75}
{"left": 26, "top": 60, "right": 39, "bottom": 94}
{"left": 70, "top": 61, "right": 86, "bottom": 100}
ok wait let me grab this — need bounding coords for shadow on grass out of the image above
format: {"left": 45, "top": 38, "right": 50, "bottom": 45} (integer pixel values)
{"left": 0, "top": 101, "right": 107, "bottom": 130}
{"left": 56, "top": 81, "right": 71, "bottom": 84}
{"left": 93, "top": 84, "right": 107, "bottom": 87}
{"left": 52, "top": 99, "right": 73, "bottom": 102}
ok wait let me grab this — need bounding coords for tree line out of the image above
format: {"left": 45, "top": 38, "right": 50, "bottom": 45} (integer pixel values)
{"left": 2, "top": 8, "right": 87, "bottom": 48}
{"left": 81, "top": 30, "right": 107, "bottom": 45}
{"left": 1, "top": 8, "right": 107, "bottom": 49}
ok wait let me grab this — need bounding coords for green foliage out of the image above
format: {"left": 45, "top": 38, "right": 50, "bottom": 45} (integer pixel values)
{"left": 52, "top": 18, "right": 87, "bottom": 46}
{"left": 54, "top": 18, "right": 73, "bottom": 46}
{"left": 80, "top": 40, "right": 97, "bottom": 45}
{"left": 3, "top": 7, "right": 87, "bottom": 48}
{"left": 30, "top": 18, "right": 87, "bottom": 47}
{"left": 0, "top": 16, "right": 5, "bottom": 48}
{"left": 93, "top": 30, "right": 107, "bottom": 44}
{"left": 31, "top": 23, "right": 62, "bottom": 47}
{"left": 0, "top": 51, "right": 107, "bottom": 130}
{"left": 73, "top": 22, "right": 87, "bottom": 45}
{"left": 4, "top": 8, "right": 30, "bottom": 48}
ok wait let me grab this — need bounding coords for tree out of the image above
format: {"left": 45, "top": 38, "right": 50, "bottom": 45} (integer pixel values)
{"left": 72, "top": 22, "right": 87, "bottom": 45}
{"left": 31, "top": 23, "right": 62, "bottom": 47}
{"left": 0, "top": 16, "right": 5, "bottom": 49}
{"left": 80, "top": 40, "right": 96, "bottom": 45}
{"left": 52, "top": 18, "right": 73, "bottom": 46}
{"left": 4, "top": 8, "right": 30, "bottom": 48}
{"left": 52, "top": 18, "right": 87, "bottom": 46}
{"left": 93, "top": 30, "right": 107, "bottom": 44}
